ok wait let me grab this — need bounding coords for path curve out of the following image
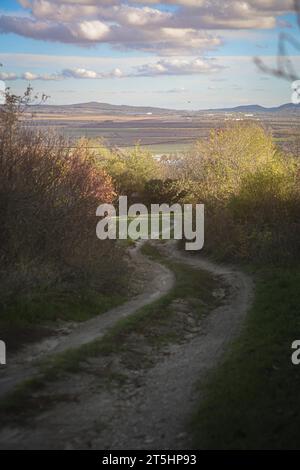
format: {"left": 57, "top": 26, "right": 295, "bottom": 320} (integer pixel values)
{"left": 0, "top": 241, "right": 254, "bottom": 450}
{"left": 0, "top": 242, "right": 175, "bottom": 398}
{"left": 89, "top": 242, "right": 254, "bottom": 449}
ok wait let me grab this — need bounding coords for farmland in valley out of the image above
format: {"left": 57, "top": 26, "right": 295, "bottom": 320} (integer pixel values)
{"left": 26, "top": 101, "right": 300, "bottom": 155}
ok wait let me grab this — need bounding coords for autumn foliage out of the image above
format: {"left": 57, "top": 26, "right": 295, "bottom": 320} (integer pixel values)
{"left": 0, "top": 88, "right": 123, "bottom": 302}
{"left": 178, "top": 123, "right": 300, "bottom": 262}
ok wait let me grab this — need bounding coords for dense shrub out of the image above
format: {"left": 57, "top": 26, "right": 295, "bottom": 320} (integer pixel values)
{"left": 180, "top": 123, "right": 300, "bottom": 263}
{"left": 182, "top": 123, "right": 278, "bottom": 204}
{"left": 98, "top": 144, "right": 160, "bottom": 203}
{"left": 143, "top": 178, "right": 186, "bottom": 205}
{"left": 0, "top": 89, "right": 125, "bottom": 305}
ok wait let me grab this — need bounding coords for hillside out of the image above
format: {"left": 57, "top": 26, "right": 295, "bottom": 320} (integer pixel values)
{"left": 30, "top": 101, "right": 179, "bottom": 116}
{"left": 210, "top": 103, "right": 300, "bottom": 114}
{"left": 29, "top": 101, "right": 300, "bottom": 116}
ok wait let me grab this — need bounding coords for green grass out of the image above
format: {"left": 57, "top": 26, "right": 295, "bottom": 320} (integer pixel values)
{"left": 0, "top": 289, "right": 126, "bottom": 327}
{"left": 191, "top": 266, "right": 300, "bottom": 450}
{"left": 0, "top": 285, "right": 127, "bottom": 354}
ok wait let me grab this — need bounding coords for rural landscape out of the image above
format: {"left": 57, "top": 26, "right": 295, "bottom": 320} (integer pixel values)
{"left": 27, "top": 100, "right": 300, "bottom": 155}
{"left": 1, "top": 0, "right": 300, "bottom": 454}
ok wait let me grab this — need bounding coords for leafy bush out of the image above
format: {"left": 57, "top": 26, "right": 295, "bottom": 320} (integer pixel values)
{"left": 182, "top": 123, "right": 278, "bottom": 205}
{"left": 180, "top": 123, "right": 300, "bottom": 263}
{"left": 0, "top": 88, "right": 126, "bottom": 310}
{"left": 143, "top": 178, "right": 186, "bottom": 205}
{"left": 98, "top": 144, "right": 160, "bottom": 202}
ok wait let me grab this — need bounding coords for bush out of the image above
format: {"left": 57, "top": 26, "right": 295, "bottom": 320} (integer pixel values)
{"left": 143, "top": 178, "right": 186, "bottom": 205}
{"left": 180, "top": 123, "right": 300, "bottom": 263}
{"left": 182, "top": 123, "right": 278, "bottom": 205}
{"left": 0, "top": 88, "right": 126, "bottom": 309}
{"left": 98, "top": 144, "right": 160, "bottom": 202}
{"left": 227, "top": 160, "right": 300, "bottom": 262}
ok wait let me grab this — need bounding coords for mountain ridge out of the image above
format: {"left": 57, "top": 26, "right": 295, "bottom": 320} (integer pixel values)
{"left": 30, "top": 101, "right": 300, "bottom": 115}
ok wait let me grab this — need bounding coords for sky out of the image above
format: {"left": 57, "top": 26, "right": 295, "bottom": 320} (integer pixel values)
{"left": 0, "top": 0, "right": 299, "bottom": 109}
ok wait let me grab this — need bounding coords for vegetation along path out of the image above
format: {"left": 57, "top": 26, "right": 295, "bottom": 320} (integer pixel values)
{"left": 0, "top": 241, "right": 253, "bottom": 449}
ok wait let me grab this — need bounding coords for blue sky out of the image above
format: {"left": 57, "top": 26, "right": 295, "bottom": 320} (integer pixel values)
{"left": 0, "top": 1, "right": 299, "bottom": 108}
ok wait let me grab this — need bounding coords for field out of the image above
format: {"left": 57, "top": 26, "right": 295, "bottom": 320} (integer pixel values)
{"left": 27, "top": 109, "right": 300, "bottom": 156}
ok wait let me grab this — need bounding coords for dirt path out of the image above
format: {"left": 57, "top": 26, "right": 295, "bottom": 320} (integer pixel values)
{"left": 0, "top": 243, "right": 175, "bottom": 398}
{"left": 0, "top": 242, "right": 253, "bottom": 449}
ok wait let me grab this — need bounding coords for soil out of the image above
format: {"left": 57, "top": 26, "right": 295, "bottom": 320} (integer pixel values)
{"left": 0, "top": 241, "right": 253, "bottom": 450}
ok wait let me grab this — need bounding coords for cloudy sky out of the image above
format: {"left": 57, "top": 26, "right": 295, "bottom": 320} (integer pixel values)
{"left": 0, "top": 0, "right": 299, "bottom": 108}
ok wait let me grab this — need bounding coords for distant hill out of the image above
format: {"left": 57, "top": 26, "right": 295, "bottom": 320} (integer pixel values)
{"left": 208, "top": 104, "right": 267, "bottom": 113}
{"left": 31, "top": 101, "right": 179, "bottom": 116}
{"left": 29, "top": 101, "right": 300, "bottom": 116}
{"left": 206, "top": 103, "right": 300, "bottom": 114}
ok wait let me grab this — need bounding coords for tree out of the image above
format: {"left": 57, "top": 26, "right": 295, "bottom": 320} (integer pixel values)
{"left": 181, "top": 123, "right": 278, "bottom": 205}
{"left": 99, "top": 144, "right": 160, "bottom": 202}
{"left": 144, "top": 178, "right": 186, "bottom": 205}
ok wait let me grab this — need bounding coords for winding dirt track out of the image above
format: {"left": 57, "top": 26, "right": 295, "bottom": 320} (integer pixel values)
{"left": 0, "top": 242, "right": 253, "bottom": 449}
{"left": 0, "top": 243, "right": 175, "bottom": 399}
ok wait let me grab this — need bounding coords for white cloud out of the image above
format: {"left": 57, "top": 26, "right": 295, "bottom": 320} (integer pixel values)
{"left": 0, "top": 57, "right": 223, "bottom": 81}
{"left": 70, "top": 20, "right": 110, "bottom": 41}
{"left": 135, "top": 57, "right": 223, "bottom": 76}
{"left": 0, "top": 71, "right": 18, "bottom": 80}
{"left": 0, "top": 66, "right": 123, "bottom": 81}
{"left": 0, "top": 0, "right": 292, "bottom": 54}
{"left": 158, "top": 87, "right": 188, "bottom": 93}
{"left": 62, "top": 67, "right": 99, "bottom": 79}
{"left": 22, "top": 71, "right": 39, "bottom": 80}
{"left": 61, "top": 67, "right": 123, "bottom": 78}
